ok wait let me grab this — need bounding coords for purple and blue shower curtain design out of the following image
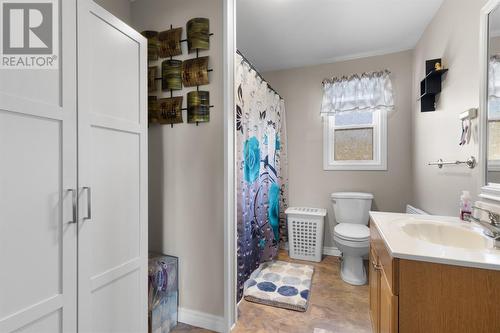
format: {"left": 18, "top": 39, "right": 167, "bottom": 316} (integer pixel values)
{"left": 236, "top": 53, "right": 289, "bottom": 300}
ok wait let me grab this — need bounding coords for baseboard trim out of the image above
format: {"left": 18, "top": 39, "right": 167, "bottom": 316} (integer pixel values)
{"left": 178, "top": 307, "right": 225, "bottom": 333}
{"left": 322, "top": 246, "right": 342, "bottom": 256}
{"left": 280, "top": 243, "right": 341, "bottom": 257}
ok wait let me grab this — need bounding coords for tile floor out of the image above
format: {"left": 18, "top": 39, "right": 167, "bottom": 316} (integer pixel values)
{"left": 173, "top": 251, "right": 372, "bottom": 333}
{"left": 173, "top": 322, "right": 214, "bottom": 333}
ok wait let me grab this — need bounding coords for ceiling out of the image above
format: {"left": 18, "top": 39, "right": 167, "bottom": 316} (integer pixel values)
{"left": 237, "top": 0, "right": 444, "bottom": 72}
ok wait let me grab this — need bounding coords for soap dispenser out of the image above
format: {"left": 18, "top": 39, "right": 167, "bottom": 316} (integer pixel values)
{"left": 460, "top": 190, "right": 472, "bottom": 221}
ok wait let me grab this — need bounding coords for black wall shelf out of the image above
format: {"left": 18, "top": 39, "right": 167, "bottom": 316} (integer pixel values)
{"left": 418, "top": 58, "right": 448, "bottom": 112}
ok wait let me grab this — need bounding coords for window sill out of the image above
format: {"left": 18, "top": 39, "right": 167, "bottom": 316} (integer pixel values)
{"left": 323, "top": 163, "right": 387, "bottom": 171}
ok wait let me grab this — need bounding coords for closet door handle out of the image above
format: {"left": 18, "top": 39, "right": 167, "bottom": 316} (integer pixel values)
{"left": 67, "top": 189, "right": 77, "bottom": 223}
{"left": 83, "top": 186, "right": 92, "bottom": 221}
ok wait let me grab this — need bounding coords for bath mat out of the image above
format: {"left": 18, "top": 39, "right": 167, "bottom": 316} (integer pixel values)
{"left": 243, "top": 260, "right": 314, "bottom": 312}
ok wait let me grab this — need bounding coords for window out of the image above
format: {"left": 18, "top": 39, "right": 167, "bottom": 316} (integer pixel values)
{"left": 320, "top": 70, "right": 393, "bottom": 171}
{"left": 323, "top": 109, "right": 387, "bottom": 170}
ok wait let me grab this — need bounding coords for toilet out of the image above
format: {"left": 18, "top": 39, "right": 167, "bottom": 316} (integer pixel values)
{"left": 331, "top": 192, "right": 374, "bottom": 285}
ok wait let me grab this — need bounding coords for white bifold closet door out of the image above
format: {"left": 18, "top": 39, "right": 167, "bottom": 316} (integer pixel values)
{"left": 0, "top": 1, "right": 78, "bottom": 333}
{"left": 77, "top": 1, "right": 148, "bottom": 333}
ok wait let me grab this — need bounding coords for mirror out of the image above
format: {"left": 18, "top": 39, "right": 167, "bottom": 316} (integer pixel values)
{"left": 487, "top": 4, "right": 500, "bottom": 186}
{"left": 480, "top": 0, "right": 500, "bottom": 201}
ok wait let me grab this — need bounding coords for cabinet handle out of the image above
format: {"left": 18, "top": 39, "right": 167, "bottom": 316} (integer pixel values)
{"left": 83, "top": 186, "right": 92, "bottom": 221}
{"left": 67, "top": 189, "right": 77, "bottom": 223}
{"left": 372, "top": 260, "right": 382, "bottom": 270}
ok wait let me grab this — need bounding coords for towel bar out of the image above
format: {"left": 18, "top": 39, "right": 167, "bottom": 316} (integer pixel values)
{"left": 428, "top": 156, "right": 476, "bottom": 169}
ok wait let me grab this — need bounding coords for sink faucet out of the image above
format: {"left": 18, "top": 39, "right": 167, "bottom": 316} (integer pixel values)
{"left": 468, "top": 206, "right": 500, "bottom": 243}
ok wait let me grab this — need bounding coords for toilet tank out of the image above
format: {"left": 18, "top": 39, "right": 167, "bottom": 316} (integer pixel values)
{"left": 331, "top": 192, "right": 374, "bottom": 225}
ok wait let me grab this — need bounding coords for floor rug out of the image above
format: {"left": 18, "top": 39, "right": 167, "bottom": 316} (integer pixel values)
{"left": 243, "top": 260, "right": 314, "bottom": 312}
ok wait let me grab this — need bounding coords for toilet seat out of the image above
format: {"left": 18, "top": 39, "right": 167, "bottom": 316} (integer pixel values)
{"left": 334, "top": 223, "right": 370, "bottom": 242}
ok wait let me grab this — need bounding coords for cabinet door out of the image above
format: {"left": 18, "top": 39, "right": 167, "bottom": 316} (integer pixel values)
{"left": 380, "top": 273, "right": 398, "bottom": 333}
{"left": 0, "top": 1, "right": 78, "bottom": 332}
{"left": 369, "top": 247, "right": 380, "bottom": 333}
{"left": 77, "top": 1, "right": 148, "bottom": 332}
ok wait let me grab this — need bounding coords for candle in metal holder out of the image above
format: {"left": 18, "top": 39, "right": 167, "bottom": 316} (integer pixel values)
{"left": 162, "top": 59, "right": 183, "bottom": 91}
{"left": 148, "top": 96, "right": 159, "bottom": 124}
{"left": 158, "top": 97, "right": 184, "bottom": 125}
{"left": 148, "top": 66, "right": 158, "bottom": 93}
{"left": 187, "top": 91, "right": 210, "bottom": 123}
{"left": 182, "top": 56, "right": 209, "bottom": 87}
{"left": 141, "top": 30, "right": 159, "bottom": 61}
{"left": 186, "top": 18, "right": 209, "bottom": 53}
{"left": 158, "top": 27, "right": 183, "bottom": 57}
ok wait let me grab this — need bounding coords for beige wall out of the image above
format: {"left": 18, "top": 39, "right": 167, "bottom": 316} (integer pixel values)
{"left": 411, "top": 0, "right": 487, "bottom": 215}
{"left": 94, "top": 0, "right": 131, "bottom": 23}
{"left": 131, "top": 0, "right": 224, "bottom": 317}
{"left": 264, "top": 50, "right": 413, "bottom": 247}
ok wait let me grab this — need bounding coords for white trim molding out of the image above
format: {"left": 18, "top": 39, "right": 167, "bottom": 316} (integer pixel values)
{"left": 322, "top": 246, "right": 342, "bottom": 257}
{"left": 223, "top": 0, "right": 237, "bottom": 331}
{"left": 179, "top": 308, "right": 225, "bottom": 333}
{"left": 281, "top": 243, "right": 342, "bottom": 257}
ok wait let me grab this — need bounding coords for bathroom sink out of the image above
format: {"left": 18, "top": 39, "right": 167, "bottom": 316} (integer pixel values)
{"left": 402, "top": 222, "right": 488, "bottom": 250}
{"left": 370, "top": 212, "right": 500, "bottom": 272}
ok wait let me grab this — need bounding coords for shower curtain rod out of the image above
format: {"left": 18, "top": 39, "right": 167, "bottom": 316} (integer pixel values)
{"left": 236, "top": 49, "right": 283, "bottom": 100}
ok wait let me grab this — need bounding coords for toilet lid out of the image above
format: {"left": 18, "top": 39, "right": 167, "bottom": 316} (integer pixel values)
{"left": 334, "top": 223, "right": 370, "bottom": 241}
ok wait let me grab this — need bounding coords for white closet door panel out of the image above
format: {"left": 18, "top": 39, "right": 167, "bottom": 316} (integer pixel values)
{"left": 89, "top": 126, "right": 140, "bottom": 276}
{"left": 11, "top": 309, "right": 62, "bottom": 333}
{"left": 0, "top": 1, "right": 77, "bottom": 332}
{"left": 77, "top": 2, "right": 147, "bottom": 332}
{"left": 0, "top": 0, "right": 62, "bottom": 111}
{"left": 90, "top": 270, "right": 142, "bottom": 333}
{"left": 0, "top": 71, "right": 60, "bottom": 108}
{"left": 88, "top": 10, "right": 140, "bottom": 123}
{"left": 0, "top": 113, "right": 62, "bottom": 317}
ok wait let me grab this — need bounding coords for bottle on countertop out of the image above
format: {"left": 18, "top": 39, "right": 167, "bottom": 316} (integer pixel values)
{"left": 460, "top": 190, "right": 472, "bottom": 221}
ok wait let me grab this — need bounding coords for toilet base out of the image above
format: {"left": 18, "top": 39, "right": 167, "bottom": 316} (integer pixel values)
{"left": 340, "top": 255, "right": 367, "bottom": 285}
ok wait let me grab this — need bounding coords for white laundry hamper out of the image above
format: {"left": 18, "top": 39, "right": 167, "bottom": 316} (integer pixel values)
{"left": 285, "top": 207, "right": 327, "bottom": 262}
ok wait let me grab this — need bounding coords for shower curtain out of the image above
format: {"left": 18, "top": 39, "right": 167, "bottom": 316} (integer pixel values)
{"left": 235, "top": 52, "right": 289, "bottom": 300}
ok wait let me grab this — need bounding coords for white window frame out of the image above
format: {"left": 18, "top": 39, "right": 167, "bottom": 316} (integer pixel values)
{"left": 323, "top": 109, "right": 387, "bottom": 171}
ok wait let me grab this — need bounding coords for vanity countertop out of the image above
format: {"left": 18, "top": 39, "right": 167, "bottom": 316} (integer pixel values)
{"left": 369, "top": 211, "right": 500, "bottom": 271}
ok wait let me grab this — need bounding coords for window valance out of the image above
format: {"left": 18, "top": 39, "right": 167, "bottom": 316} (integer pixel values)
{"left": 320, "top": 70, "right": 395, "bottom": 115}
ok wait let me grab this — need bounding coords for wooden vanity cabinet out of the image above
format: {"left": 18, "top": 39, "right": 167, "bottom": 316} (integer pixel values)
{"left": 369, "top": 225, "right": 398, "bottom": 333}
{"left": 369, "top": 247, "right": 380, "bottom": 332}
{"left": 379, "top": 271, "right": 398, "bottom": 333}
{"left": 369, "top": 218, "right": 500, "bottom": 333}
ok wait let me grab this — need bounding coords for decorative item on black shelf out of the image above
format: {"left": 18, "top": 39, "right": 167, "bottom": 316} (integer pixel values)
{"left": 187, "top": 18, "right": 210, "bottom": 53}
{"left": 182, "top": 56, "right": 209, "bottom": 87}
{"left": 148, "top": 66, "right": 158, "bottom": 92}
{"left": 141, "top": 30, "right": 159, "bottom": 61}
{"left": 187, "top": 90, "right": 211, "bottom": 124}
{"left": 161, "top": 59, "right": 183, "bottom": 91}
{"left": 158, "top": 27, "right": 183, "bottom": 57}
{"left": 418, "top": 58, "right": 448, "bottom": 112}
{"left": 158, "top": 97, "right": 184, "bottom": 126}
